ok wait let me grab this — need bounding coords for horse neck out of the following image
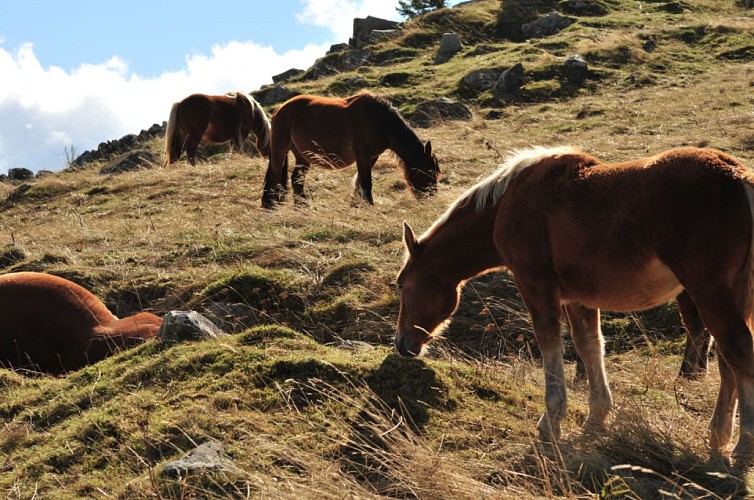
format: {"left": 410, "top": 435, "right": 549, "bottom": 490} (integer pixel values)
{"left": 422, "top": 200, "right": 504, "bottom": 284}
{"left": 382, "top": 109, "right": 424, "bottom": 169}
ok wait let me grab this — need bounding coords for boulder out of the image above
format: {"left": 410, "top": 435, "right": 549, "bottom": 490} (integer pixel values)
{"left": 251, "top": 85, "right": 299, "bottom": 107}
{"left": 521, "top": 12, "right": 575, "bottom": 39}
{"left": 7, "top": 168, "right": 34, "bottom": 182}
{"left": 369, "top": 29, "right": 400, "bottom": 45}
{"left": 99, "top": 150, "right": 157, "bottom": 175}
{"left": 162, "top": 441, "right": 241, "bottom": 479}
{"left": 460, "top": 68, "right": 502, "bottom": 94}
{"left": 411, "top": 98, "right": 473, "bottom": 128}
{"left": 563, "top": 55, "right": 589, "bottom": 84}
{"left": 272, "top": 68, "right": 304, "bottom": 84}
{"left": 327, "top": 43, "right": 350, "bottom": 55}
{"left": 350, "top": 16, "right": 399, "bottom": 49}
{"left": 495, "top": 63, "right": 525, "bottom": 94}
{"left": 157, "top": 310, "right": 228, "bottom": 344}
{"left": 435, "top": 33, "right": 462, "bottom": 63}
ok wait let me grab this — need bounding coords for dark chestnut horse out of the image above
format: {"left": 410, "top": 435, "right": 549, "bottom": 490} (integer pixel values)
{"left": 261, "top": 93, "right": 440, "bottom": 208}
{"left": 0, "top": 272, "right": 162, "bottom": 374}
{"left": 165, "top": 92, "right": 271, "bottom": 165}
{"left": 395, "top": 146, "right": 754, "bottom": 458}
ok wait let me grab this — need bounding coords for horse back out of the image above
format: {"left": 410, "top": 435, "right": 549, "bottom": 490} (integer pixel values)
{"left": 0, "top": 272, "right": 118, "bottom": 372}
{"left": 495, "top": 148, "right": 753, "bottom": 311}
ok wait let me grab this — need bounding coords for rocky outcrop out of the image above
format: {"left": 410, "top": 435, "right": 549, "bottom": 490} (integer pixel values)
{"left": 350, "top": 16, "right": 400, "bottom": 49}
{"left": 99, "top": 150, "right": 158, "bottom": 175}
{"left": 72, "top": 123, "right": 166, "bottom": 169}
{"left": 252, "top": 85, "right": 299, "bottom": 107}
{"left": 272, "top": 68, "right": 305, "bottom": 84}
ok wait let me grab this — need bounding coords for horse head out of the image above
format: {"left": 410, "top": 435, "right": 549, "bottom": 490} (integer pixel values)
{"left": 406, "top": 141, "right": 440, "bottom": 198}
{"left": 395, "top": 221, "right": 459, "bottom": 356}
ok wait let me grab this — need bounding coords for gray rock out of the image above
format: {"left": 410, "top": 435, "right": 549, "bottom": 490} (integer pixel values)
{"left": 99, "top": 149, "right": 157, "bottom": 175}
{"left": 435, "top": 33, "right": 462, "bottom": 63}
{"left": 162, "top": 441, "right": 241, "bottom": 479}
{"left": 521, "top": 12, "right": 575, "bottom": 39}
{"left": 369, "top": 29, "right": 400, "bottom": 45}
{"left": 327, "top": 43, "right": 350, "bottom": 55}
{"left": 563, "top": 54, "right": 589, "bottom": 84}
{"left": 461, "top": 68, "right": 502, "bottom": 94}
{"left": 251, "top": 85, "right": 299, "bottom": 106}
{"left": 7, "top": 168, "right": 33, "bottom": 182}
{"left": 411, "top": 98, "right": 473, "bottom": 128}
{"left": 272, "top": 68, "right": 304, "bottom": 84}
{"left": 495, "top": 63, "right": 525, "bottom": 94}
{"left": 350, "top": 16, "right": 399, "bottom": 49}
{"left": 158, "top": 310, "right": 228, "bottom": 344}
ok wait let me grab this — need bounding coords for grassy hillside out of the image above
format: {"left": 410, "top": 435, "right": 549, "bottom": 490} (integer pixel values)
{"left": 1, "top": 0, "right": 754, "bottom": 497}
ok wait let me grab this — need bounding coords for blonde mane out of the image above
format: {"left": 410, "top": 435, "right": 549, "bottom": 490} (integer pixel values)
{"left": 249, "top": 95, "right": 271, "bottom": 151}
{"left": 422, "top": 146, "right": 580, "bottom": 239}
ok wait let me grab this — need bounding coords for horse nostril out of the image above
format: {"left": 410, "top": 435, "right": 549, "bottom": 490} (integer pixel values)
{"left": 395, "top": 333, "right": 420, "bottom": 357}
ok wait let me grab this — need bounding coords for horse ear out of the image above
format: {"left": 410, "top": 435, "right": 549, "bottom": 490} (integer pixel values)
{"left": 403, "top": 221, "right": 419, "bottom": 255}
{"left": 424, "top": 141, "right": 433, "bottom": 156}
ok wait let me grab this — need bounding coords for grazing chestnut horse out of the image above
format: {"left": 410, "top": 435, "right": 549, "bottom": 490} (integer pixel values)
{"left": 261, "top": 93, "right": 440, "bottom": 208}
{"left": 0, "top": 272, "right": 162, "bottom": 374}
{"left": 165, "top": 92, "right": 271, "bottom": 165}
{"left": 396, "top": 146, "right": 754, "bottom": 458}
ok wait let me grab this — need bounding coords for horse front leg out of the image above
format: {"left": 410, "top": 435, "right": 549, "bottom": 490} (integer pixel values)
{"left": 517, "top": 277, "right": 567, "bottom": 442}
{"left": 353, "top": 155, "right": 377, "bottom": 205}
{"left": 262, "top": 152, "right": 289, "bottom": 209}
{"left": 676, "top": 290, "right": 712, "bottom": 379}
{"left": 564, "top": 303, "right": 613, "bottom": 432}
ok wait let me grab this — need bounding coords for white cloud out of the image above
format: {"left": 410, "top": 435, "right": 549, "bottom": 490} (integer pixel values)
{"left": 296, "top": 0, "right": 401, "bottom": 44}
{"left": 0, "top": 41, "right": 327, "bottom": 172}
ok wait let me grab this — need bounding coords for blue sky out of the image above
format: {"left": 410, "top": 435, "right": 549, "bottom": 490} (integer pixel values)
{"left": 0, "top": 0, "right": 463, "bottom": 172}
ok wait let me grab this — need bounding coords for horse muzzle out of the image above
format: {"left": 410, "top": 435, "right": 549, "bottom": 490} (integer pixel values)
{"left": 395, "top": 329, "right": 429, "bottom": 357}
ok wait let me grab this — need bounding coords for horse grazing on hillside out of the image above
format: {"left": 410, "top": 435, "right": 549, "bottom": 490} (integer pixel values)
{"left": 165, "top": 92, "right": 271, "bottom": 165}
{"left": 395, "top": 146, "right": 754, "bottom": 458}
{"left": 0, "top": 272, "right": 162, "bottom": 374}
{"left": 261, "top": 93, "right": 440, "bottom": 208}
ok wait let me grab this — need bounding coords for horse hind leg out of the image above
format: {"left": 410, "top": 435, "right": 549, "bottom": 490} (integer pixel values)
{"left": 676, "top": 290, "right": 712, "bottom": 380}
{"left": 564, "top": 303, "right": 613, "bottom": 432}
{"left": 291, "top": 148, "right": 309, "bottom": 206}
{"left": 708, "top": 349, "right": 738, "bottom": 452}
{"left": 686, "top": 284, "right": 754, "bottom": 456}
{"left": 185, "top": 135, "right": 201, "bottom": 166}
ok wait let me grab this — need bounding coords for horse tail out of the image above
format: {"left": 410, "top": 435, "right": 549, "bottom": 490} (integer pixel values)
{"left": 735, "top": 182, "right": 754, "bottom": 334}
{"left": 165, "top": 101, "right": 181, "bottom": 165}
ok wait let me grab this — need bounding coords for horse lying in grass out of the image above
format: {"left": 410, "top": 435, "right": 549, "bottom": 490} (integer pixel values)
{"left": 261, "top": 92, "right": 440, "bottom": 208}
{"left": 0, "top": 272, "right": 162, "bottom": 374}
{"left": 395, "top": 146, "right": 754, "bottom": 458}
{"left": 165, "top": 92, "right": 271, "bottom": 165}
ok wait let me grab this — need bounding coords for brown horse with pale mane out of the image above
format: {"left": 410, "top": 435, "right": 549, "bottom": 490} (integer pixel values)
{"left": 0, "top": 272, "right": 162, "bottom": 374}
{"left": 165, "top": 92, "right": 271, "bottom": 165}
{"left": 396, "top": 146, "right": 754, "bottom": 458}
{"left": 261, "top": 92, "right": 440, "bottom": 208}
